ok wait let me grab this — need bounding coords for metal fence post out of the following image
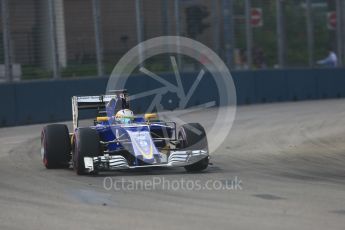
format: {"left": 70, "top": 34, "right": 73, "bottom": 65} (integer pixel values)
{"left": 211, "top": 0, "right": 220, "bottom": 56}
{"left": 48, "top": 0, "right": 60, "bottom": 79}
{"left": 161, "top": 0, "right": 171, "bottom": 70}
{"left": 342, "top": 0, "right": 345, "bottom": 66}
{"left": 161, "top": 0, "right": 170, "bottom": 36}
{"left": 245, "top": 0, "right": 253, "bottom": 68}
{"left": 174, "top": 0, "right": 181, "bottom": 69}
{"left": 335, "top": 0, "right": 343, "bottom": 66}
{"left": 92, "top": 0, "right": 104, "bottom": 77}
{"left": 276, "top": 0, "right": 285, "bottom": 68}
{"left": 222, "top": 0, "right": 235, "bottom": 69}
{"left": 135, "top": 0, "right": 145, "bottom": 68}
{"left": 306, "top": 0, "right": 314, "bottom": 67}
{"left": 1, "top": 0, "right": 13, "bottom": 82}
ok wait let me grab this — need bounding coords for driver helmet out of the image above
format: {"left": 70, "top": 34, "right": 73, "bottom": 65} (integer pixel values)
{"left": 115, "top": 109, "right": 134, "bottom": 124}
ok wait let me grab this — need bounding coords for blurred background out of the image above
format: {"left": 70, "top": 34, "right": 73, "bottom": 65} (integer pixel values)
{"left": 1, "top": 0, "right": 345, "bottom": 82}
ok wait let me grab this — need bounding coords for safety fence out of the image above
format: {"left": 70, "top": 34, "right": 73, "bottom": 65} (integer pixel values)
{"left": 1, "top": 0, "right": 345, "bottom": 82}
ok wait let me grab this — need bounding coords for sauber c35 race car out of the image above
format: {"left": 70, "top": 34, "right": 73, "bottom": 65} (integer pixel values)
{"left": 41, "top": 90, "right": 209, "bottom": 175}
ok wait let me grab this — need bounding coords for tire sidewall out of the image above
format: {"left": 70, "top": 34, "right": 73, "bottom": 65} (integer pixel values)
{"left": 41, "top": 124, "right": 71, "bottom": 169}
{"left": 178, "top": 123, "right": 208, "bottom": 151}
{"left": 178, "top": 123, "right": 209, "bottom": 172}
{"left": 73, "top": 131, "right": 85, "bottom": 175}
{"left": 73, "top": 128, "right": 100, "bottom": 175}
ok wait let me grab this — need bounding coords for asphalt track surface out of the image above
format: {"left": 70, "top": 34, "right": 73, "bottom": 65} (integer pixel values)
{"left": 1, "top": 99, "right": 345, "bottom": 230}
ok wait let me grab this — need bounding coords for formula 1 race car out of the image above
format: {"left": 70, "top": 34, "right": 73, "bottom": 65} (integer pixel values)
{"left": 41, "top": 90, "right": 209, "bottom": 175}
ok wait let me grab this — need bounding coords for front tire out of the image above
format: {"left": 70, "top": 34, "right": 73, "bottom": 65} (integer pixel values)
{"left": 178, "top": 123, "right": 209, "bottom": 172}
{"left": 73, "top": 128, "right": 101, "bottom": 175}
{"left": 41, "top": 124, "right": 71, "bottom": 169}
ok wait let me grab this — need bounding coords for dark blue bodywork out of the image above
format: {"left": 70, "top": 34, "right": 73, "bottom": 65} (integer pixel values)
{"left": 81, "top": 117, "right": 174, "bottom": 166}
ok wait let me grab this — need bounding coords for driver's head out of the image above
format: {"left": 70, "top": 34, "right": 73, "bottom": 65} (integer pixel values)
{"left": 115, "top": 109, "right": 134, "bottom": 124}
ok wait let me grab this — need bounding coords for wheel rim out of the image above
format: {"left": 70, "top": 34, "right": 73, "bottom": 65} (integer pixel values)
{"left": 73, "top": 136, "right": 80, "bottom": 172}
{"left": 43, "top": 156, "right": 48, "bottom": 166}
{"left": 41, "top": 132, "right": 47, "bottom": 166}
{"left": 40, "top": 144, "right": 45, "bottom": 160}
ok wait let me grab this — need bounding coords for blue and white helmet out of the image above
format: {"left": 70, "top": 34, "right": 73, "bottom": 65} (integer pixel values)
{"left": 115, "top": 109, "right": 134, "bottom": 124}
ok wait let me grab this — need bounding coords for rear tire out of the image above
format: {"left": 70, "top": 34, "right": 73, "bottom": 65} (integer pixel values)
{"left": 178, "top": 123, "right": 209, "bottom": 172}
{"left": 41, "top": 124, "right": 71, "bottom": 169}
{"left": 73, "top": 128, "right": 101, "bottom": 175}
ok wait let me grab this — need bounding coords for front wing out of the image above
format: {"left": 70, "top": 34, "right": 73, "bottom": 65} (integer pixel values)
{"left": 83, "top": 150, "right": 208, "bottom": 172}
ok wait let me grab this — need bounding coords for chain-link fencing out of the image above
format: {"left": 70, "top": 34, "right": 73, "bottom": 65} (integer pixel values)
{"left": 0, "top": 0, "right": 344, "bottom": 81}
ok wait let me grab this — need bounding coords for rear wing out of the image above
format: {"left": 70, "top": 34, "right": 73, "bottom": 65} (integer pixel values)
{"left": 72, "top": 90, "right": 129, "bottom": 129}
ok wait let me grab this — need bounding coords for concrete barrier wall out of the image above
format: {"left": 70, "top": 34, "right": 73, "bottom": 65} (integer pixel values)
{"left": 1, "top": 68, "right": 345, "bottom": 127}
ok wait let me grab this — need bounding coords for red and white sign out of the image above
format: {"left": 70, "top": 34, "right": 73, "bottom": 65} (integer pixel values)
{"left": 327, "top": 11, "right": 336, "bottom": 30}
{"left": 251, "top": 8, "right": 263, "bottom": 27}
